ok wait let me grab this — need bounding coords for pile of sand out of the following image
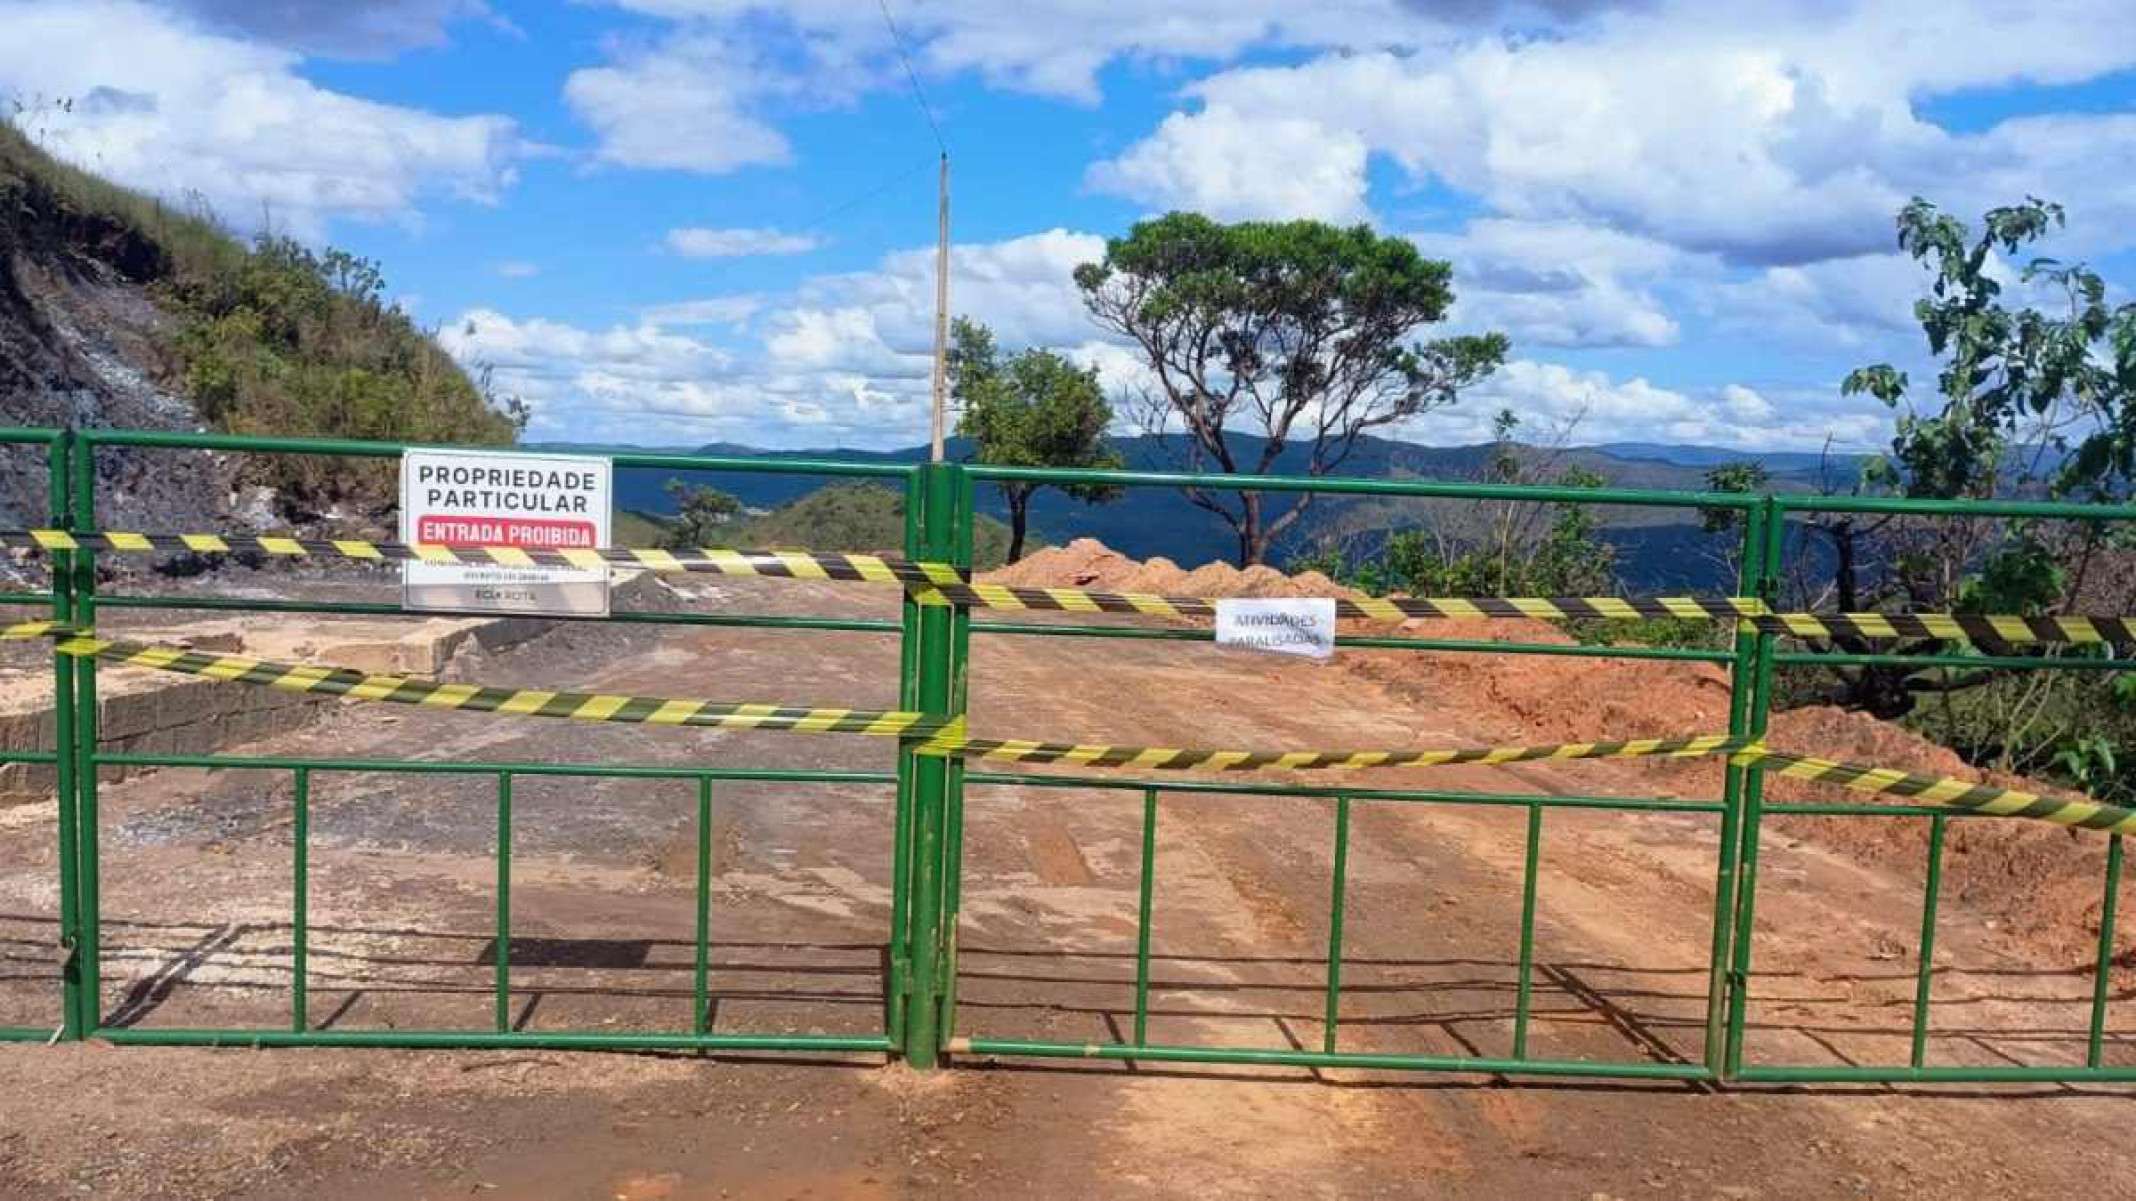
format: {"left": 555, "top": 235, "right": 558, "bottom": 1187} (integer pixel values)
{"left": 991, "top": 538, "right": 2125, "bottom": 965}
{"left": 989, "top": 538, "right": 1358, "bottom": 602}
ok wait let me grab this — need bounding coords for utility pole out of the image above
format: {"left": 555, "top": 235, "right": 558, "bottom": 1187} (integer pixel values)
{"left": 929, "top": 152, "right": 950, "bottom": 462}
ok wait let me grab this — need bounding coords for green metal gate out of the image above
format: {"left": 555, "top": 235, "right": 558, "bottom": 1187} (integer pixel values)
{"left": 2, "top": 428, "right": 935, "bottom": 1055}
{"left": 2, "top": 427, "right": 2133, "bottom": 1082}
{"left": 928, "top": 464, "right": 2136, "bottom": 1084}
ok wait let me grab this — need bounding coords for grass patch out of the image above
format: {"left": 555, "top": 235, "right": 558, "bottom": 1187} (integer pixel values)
{"left": 1, "top": 119, "right": 521, "bottom": 512}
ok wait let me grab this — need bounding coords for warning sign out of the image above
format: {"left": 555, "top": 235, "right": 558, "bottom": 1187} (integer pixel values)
{"left": 399, "top": 448, "right": 612, "bottom": 617}
{"left": 1215, "top": 597, "right": 1337, "bottom": 660}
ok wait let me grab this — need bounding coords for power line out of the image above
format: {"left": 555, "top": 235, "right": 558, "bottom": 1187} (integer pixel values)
{"left": 876, "top": 0, "right": 947, "bottom": 154}
{"left": 786, "top": 155, "right": 936, "bottom": 240}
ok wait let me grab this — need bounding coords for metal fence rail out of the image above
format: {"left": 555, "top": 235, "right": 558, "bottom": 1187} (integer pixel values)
{"left": 0, "top": 426, "right": 2130, "bottom": 1083}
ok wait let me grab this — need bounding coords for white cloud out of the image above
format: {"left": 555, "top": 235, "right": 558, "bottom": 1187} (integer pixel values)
{"left": 566, "top": 0, "right": 1642, "bottom": 183}
{"left": 665, "top": 226, "right": 820, "bottom": 257}
{"left": 440, "top": 308, "right": 763, "bottom": 440}
{"left": 564, "top": 36, "right": 792, "bottom": 173}
{"left": 1094, "top": 3, "right": 2136, "bottom": 268}
{"left": 452, "top": 222, "right": 1878, "bottom": 454}
{"left": 595, "top": 1, "right": 1642, "bottom": 103}
{"left": 780, "top": 227, "right": 1106, "bottom": 357}
{"left": 444, "top": 229, "right": 1110, "bottom": 445}
{"left": 494, "top": 260, "right": 539, "bottom": 278}
{"left": 595, "top": 0, "right": 1390, "bottom": 103}
{"left": 0, "top": 0, "right": 522, "bottom": 234}
{"left": 1086, "top": 104, "right": 1369, "bottom": 222}
{"left": 1411, "top": 219, "right": 1689, "bottom": 349}
{"left": 1447, "top": 360, "right": 1889, "bottom": 451}
{"left": 642, "top": 295, "right": 764, "bottom": 326}
{"left": 444, "top": 308, "right": 734, "bottom": 383}
{"left": 442, "top": 214, "right": 1924, "bottom": 452}
{"left": 1702, "top": 252, "right": 1923, "bottom": 350}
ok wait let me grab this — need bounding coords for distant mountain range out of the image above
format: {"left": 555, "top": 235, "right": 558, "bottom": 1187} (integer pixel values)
{"left": 532, "top": 433, "right": 1872, "bottom": 591}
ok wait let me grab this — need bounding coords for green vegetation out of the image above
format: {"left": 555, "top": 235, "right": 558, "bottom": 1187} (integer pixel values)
{"left": 1077, "top": 212, "right": 1507, "bottom": 565}
{"left": 1288, "top": 410, "right": 1713, "bottom": 648}
{"left": 948, "top": 316, "right": 1122, "bottom": 562}
{"left": 1844, "top": 196, "right": 2136, "bottom": 505}
{"left": 0, "top": 118, "right": 521, "bottom": 510}
{"left": 1292, "top": 412, "right": 1616, "bottom": 597}
{"left": 637, "top": 482, "right": 1017, "bottom": 569}
{"left": 170, "top": 235, "right": 522, "bottom": 505}
{"left": 1696, "top": 195, "right": 2136, "bottom": 796}
{"left": 612, "top": 509, "right": 674, "bottom": 549}
{"left": 658, "top": 480, "right": 743, "bottom": 549}
{"left": 3, "top": 115, "right": 237, "bottom": 296}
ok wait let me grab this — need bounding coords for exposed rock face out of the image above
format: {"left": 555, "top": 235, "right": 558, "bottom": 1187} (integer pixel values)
{"left": 0, "top": 145, "right": 230, "bottom": 529}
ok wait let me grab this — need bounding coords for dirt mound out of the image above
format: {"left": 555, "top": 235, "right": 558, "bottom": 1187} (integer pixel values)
{"left": 989, "top": 538, "right": 1366, "bottom": 602}
{"left": 1762, "top": 705, "right": 2118, "bottom": 965}
{"left": 1350, "top": 622, "right": 1730, "bottom": 746}
{"left": 994, "top": 537, "right": 2124, "bottom": 968}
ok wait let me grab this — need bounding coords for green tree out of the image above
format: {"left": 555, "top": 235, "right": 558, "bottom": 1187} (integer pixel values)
{"left": 1845, "top": 196, "right": 2136, "bottom": 505}
{"left": 1781, "top": 196, "right": 2136, "bottom": 721}
{"left": 1698, "top": 462, "right": 1769, "bottom": 534}
{"left": 661, "top": 479, "right": 743, "bottom": 549}
{"left": 949, "top": 316, "right": 1123, "bottom": 563}
{"left": 1075, "top": 213, "right": 1507, "bottom": 565}
{"left": 1697, "top": 460, "right": 1772, "bottom": 582}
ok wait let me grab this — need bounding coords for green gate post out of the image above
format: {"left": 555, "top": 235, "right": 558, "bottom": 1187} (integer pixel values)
{"left": 938, "top": 467, "right": 974, "bottom": 1043}
{"left": 1702, "top": 501, "right": 1767, "bottom": 1074}
{"left": 48, "top": 431, "right": 81, "bottom": 1040}
{"left": 887, "top": 474, "right": 923, "bottom": 1046}
{"left": 68, "top": 436, "right": 101, "bottom": 1037}
{"left": 901, "top": 460, "right": 967, "bottom": 1067}
{"left": 1723, "top": 496, "right": 1784, "bottom": 1077}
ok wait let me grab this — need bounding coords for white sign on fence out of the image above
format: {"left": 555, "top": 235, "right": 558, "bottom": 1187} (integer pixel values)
{"left": 399, "top": 448, "right": 613, "bottom": 617}
{"left": 1214, "top": 597, "right": 1337, "bottom": 660}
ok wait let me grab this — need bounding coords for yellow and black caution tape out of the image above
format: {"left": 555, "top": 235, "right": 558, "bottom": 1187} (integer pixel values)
{"left": 1746, "top": 611, "right": 2136, "bottom": 645}
{"left": 9, "top": 529, "right": 2130, "bottom": 645}
{"left": 913, "top": 582, "right": 2136, "bottom": 645}
{"left": 918, "top": 581, "right": 1770, "bottom": 625}
{"left": 4, "top": 528, "right": 965, "bottom": 589}
{"left": 932, "top": 729, "right": 1747, "bottom": 771}
{"left": 4, "top": 620, "right": 2129, "bottom": 831}
{"left": 1740, "top": 746, "right": 2136, "bottom": 834}
{"left": 0, "top": 621, "right": 945, "bottom": 738}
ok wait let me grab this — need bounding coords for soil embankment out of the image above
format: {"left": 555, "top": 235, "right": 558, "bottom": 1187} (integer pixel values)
{"left": 990, "top": 538, "right": 2131, "bottom": 970}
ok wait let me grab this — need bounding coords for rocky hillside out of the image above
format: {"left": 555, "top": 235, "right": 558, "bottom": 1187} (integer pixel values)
{"left": 0, "top": 120, "right": 520, "bottom": 530}
{"left": 0, "top": 125, "right": 206, "bottom": 526}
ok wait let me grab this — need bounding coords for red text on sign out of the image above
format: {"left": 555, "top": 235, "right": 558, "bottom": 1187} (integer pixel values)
{"left": 416, "top": 516, "right": 598, "bottom": 548}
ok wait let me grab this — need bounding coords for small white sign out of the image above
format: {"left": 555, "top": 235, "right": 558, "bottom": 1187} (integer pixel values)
{"left": 399, "top": 448, "right": 613, "bottom": 617}
{"left": 1215, "top": 597, "right": 1337, "bottom": 660}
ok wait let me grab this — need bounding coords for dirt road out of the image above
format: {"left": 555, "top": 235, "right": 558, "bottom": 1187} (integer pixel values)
{"left": 0, "top": 575, "right": 2129, "bottom": 1199}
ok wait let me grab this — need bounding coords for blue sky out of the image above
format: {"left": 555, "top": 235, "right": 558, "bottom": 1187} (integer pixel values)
{"left": 4, "top": 0, "right": 2135, "bottom": 452}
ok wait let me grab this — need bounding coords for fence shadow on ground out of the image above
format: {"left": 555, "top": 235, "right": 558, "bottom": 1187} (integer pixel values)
{"left": 2, "top": 913, "right": 2128, "bottom": 1095}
